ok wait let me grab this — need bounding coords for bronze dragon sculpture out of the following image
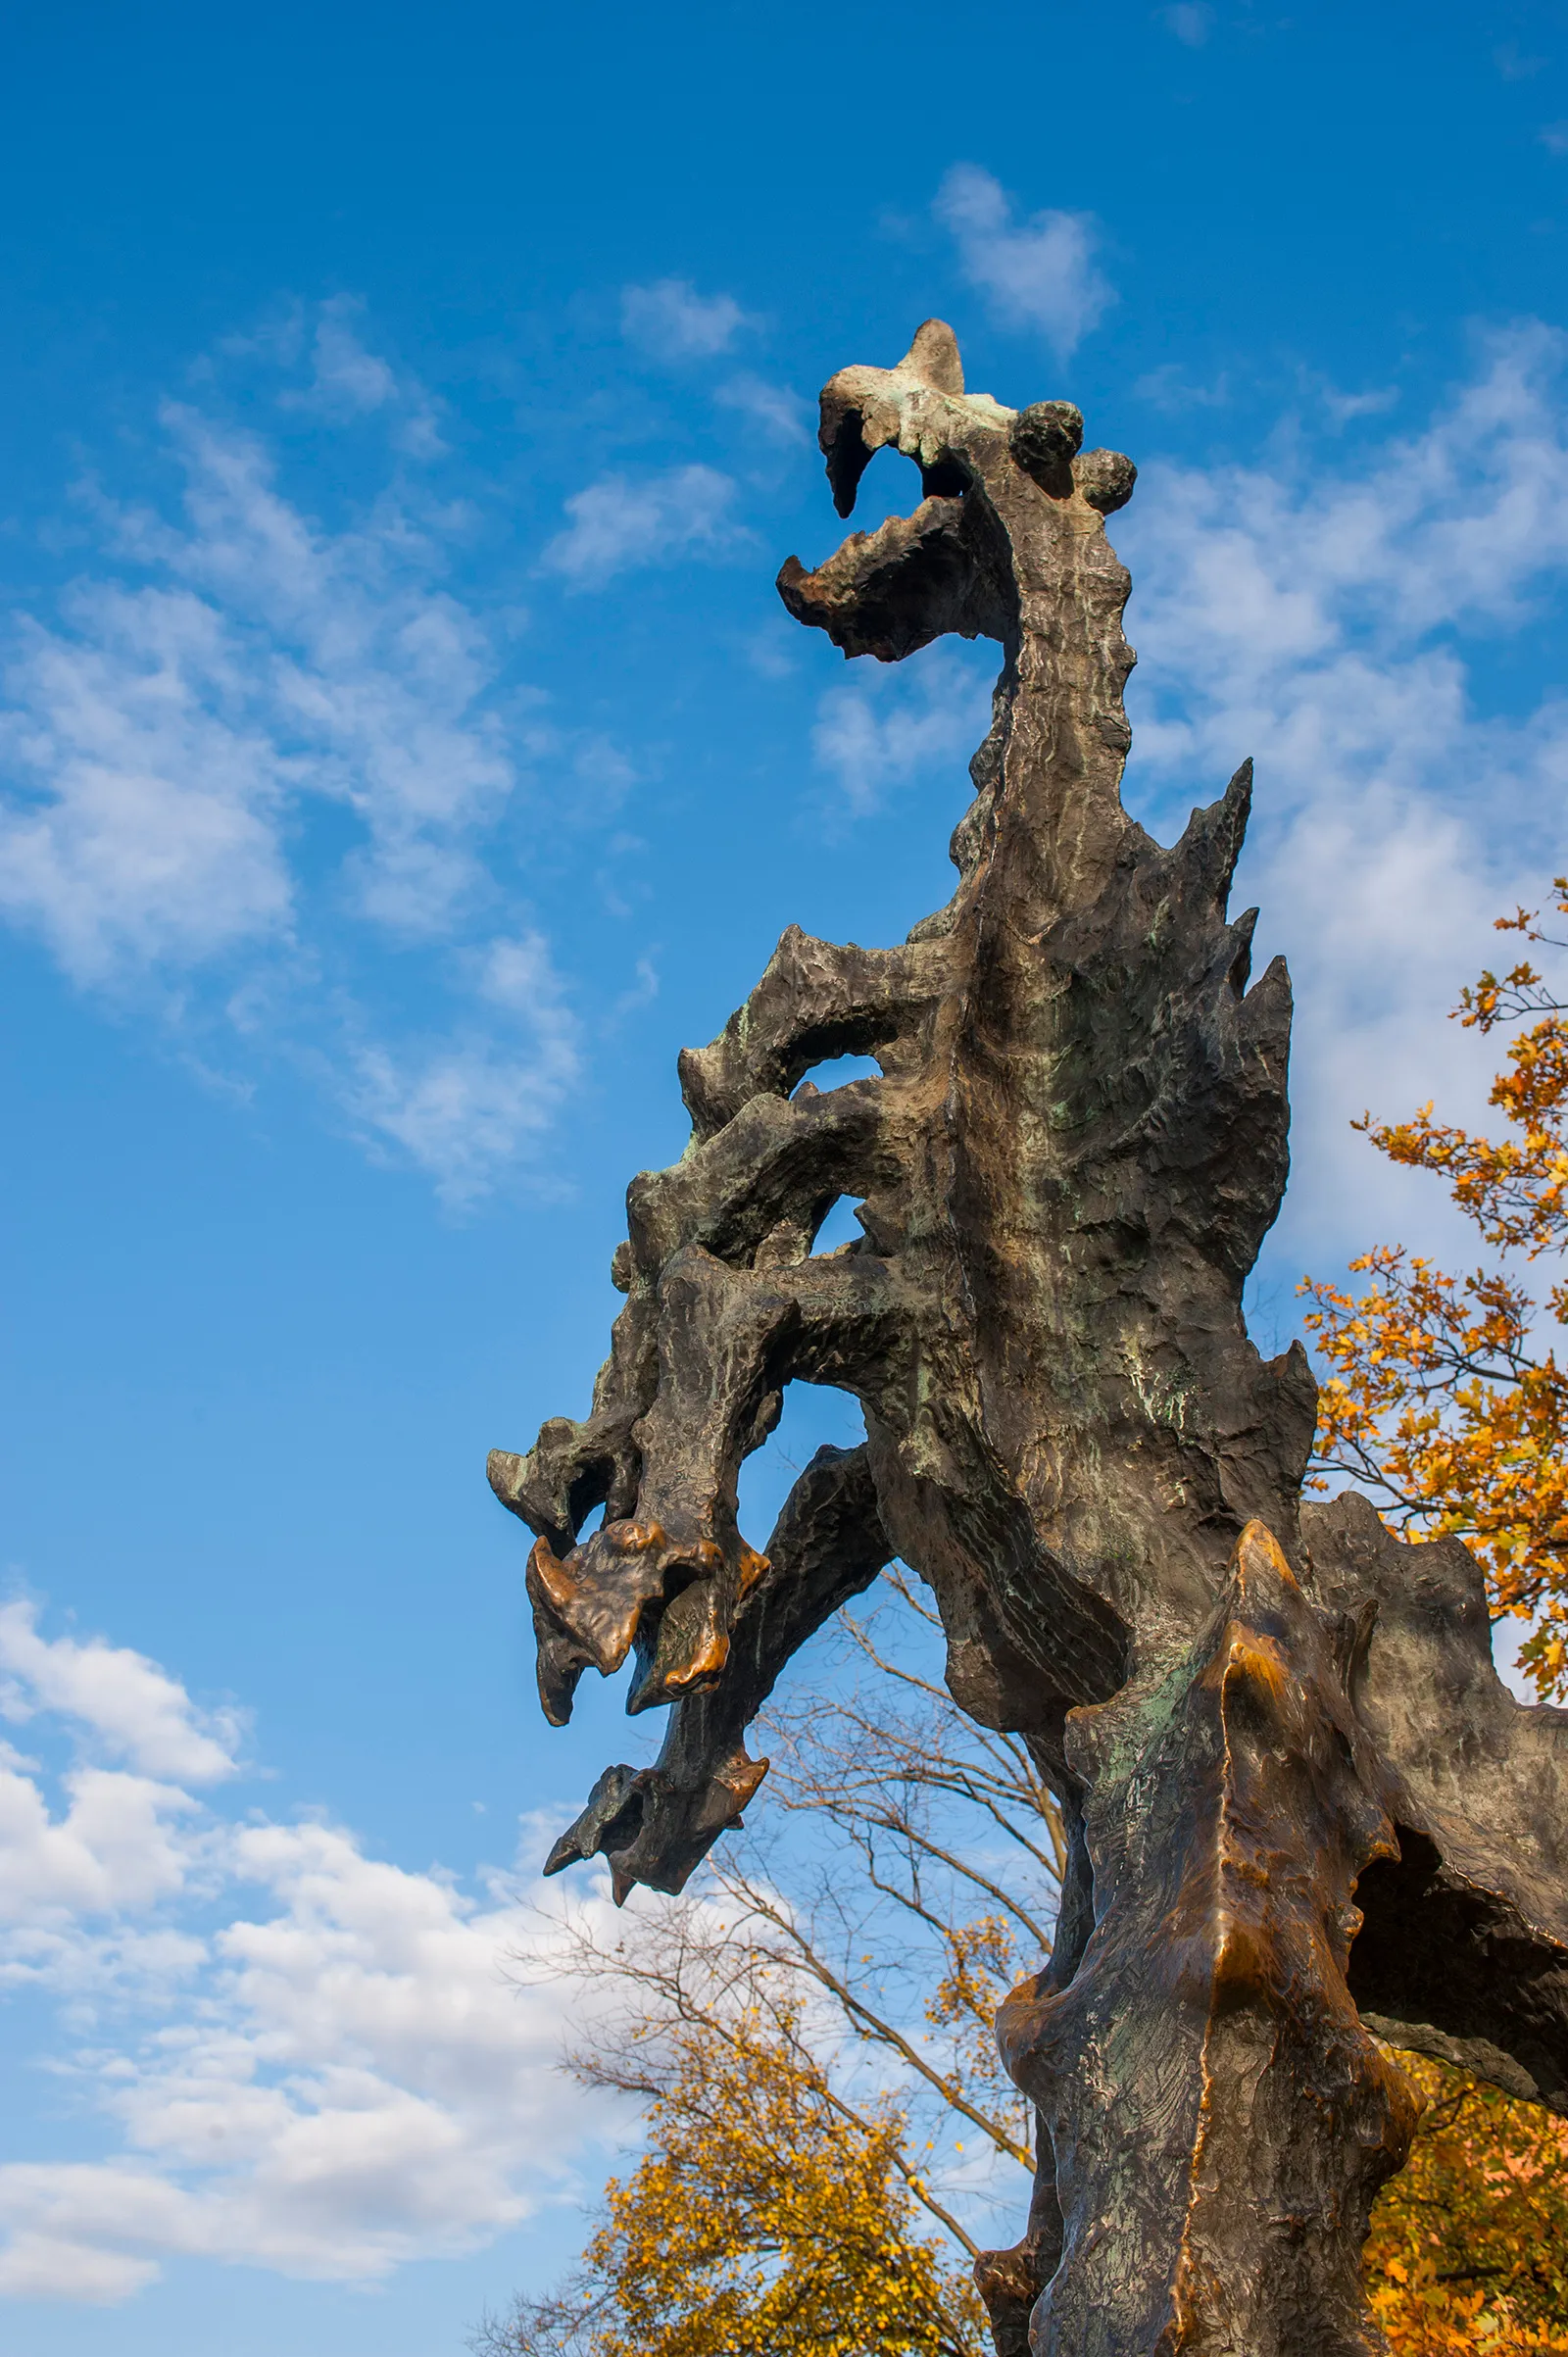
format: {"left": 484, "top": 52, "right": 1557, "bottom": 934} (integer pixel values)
{"left": 489, "top": 320, "right": 1568, "bottom": 2355}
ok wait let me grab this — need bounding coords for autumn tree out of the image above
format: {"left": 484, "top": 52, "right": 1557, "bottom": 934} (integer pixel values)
{"left": 479, "top": 1573, "right": 1057, "bottom": 2357}
{"left": 1301, "top": 880, "right": 1568, "bottom": 1698}
{"left": 471, "top": 2012, "right": 985, "bottom": 2357}
{"left": 1360, "top": 2050, "right": 1568, "bottom": 2353}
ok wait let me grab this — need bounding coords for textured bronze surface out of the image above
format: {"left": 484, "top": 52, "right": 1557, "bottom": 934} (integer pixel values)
{"left": 488, "top": 322, "right": 1568, "bottom": 2352}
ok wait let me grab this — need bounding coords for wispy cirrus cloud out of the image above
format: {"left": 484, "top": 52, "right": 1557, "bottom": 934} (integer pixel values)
{"left": 0, "top": 573, "right": 296, "bottom": 981}
{"left": 1159, "top": 2, "right": 1213, "bottom": 46}
{"left": 287, "top": 296, "right": 400, "bottom": 416}
{"left": 620, "top": 277, "right": 752, "bottom": 362}
{"left": 540, "top": 463, "right": 744, "bottom": 587}
{"left": 342, "top": 930, "right": 579, "bottom": 1204}
{"left": 812, "top": 642, "right": 993, "bottom": 819}
{"left": 4, "top": 404, "right": 516, "bottom": 968}
{"left": 0, "top": 312, "right": 598, "bottom": 1204}
{"left": 714, "top": 372, "right": 812, "bottom": 445}
{"left": 933, "top": 166, "right": 1114, "bottom": 357}
{"left": 242, "top": 295, "right": 447, "bottom": 454}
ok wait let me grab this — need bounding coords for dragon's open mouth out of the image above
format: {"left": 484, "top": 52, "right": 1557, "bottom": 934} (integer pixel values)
{"left": 776, "top": 493, "right": 983, "bottom": 663}
{"left": 775, "top": 319, "right": 1001, "bottom": 662}
{"left": 822, "top": 406, "right": 971, "bottom": 518}
{"left": 775, "top": 316, "right": 1132, "bottom": 663}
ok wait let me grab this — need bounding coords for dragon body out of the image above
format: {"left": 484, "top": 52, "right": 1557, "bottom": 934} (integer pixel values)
{"left": 489, "top": 323, "right": 1568, "bottom": 2356}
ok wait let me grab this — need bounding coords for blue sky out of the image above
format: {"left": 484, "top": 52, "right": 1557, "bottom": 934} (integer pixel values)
{"left": 3, "top": 0, "right": 1568, "bottom": 2347}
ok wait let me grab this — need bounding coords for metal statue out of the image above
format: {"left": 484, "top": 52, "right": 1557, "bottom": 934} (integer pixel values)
{"left": 489, "top": 321, "right": 1568, "bottom": 2355}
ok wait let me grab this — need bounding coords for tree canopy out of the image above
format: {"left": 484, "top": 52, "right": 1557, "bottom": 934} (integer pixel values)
{"left": 472, "top": 2014, "right": 985, "bottom": 2357}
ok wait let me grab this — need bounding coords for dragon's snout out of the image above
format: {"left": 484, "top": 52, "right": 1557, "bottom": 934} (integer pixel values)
{"left": 525, "top": 1518, "right": 769, "bottom": 1724}
{"left": 777, "top": 317, "right": 1135, "bottom": 662}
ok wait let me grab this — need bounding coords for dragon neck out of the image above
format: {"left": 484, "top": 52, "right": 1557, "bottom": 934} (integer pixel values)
{"left": 948, "top": 536, "right": 1139, "bottom": 934}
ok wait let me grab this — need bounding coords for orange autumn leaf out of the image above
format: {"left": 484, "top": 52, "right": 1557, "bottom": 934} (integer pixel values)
{"left": 1368, "top": 2050, "right": 1568, "bottom": 2351}
{"left": 1301, "top": 877, "right": 1568, "bottom": 1699}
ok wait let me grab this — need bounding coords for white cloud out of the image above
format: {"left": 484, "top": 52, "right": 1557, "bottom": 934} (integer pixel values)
{"left": 1116, "top": 322, "right": 1568, "bottom": 1266}
{"left": 0, "top": 311, "right": 585, "bottom": 1202}
{"left": 1315, "top": 380, "right": 1399, "bottom": 427}
{"left": 0, "top": 1601, "right": 633, "bottom": 2303}
{"left": 278, "top": 296, "right": 446, "bottom": 454}
{"left": 714, "top": 373, "right": 812, "bottom": 445}
{"left": 346, "top": 1040, "right": 569, "bottom": 1211}
{"left": 1137, "top": 365, "right": 1232, "bottom": 413}
{"left": 0, "top": 2223, "right": 161, "bottom": 2304}
{"left": 0, "top": 1600, "right": 243, "bottom": 1785}
{"left": 1160, "top": 2, "right": 1213, "bottom": 45}
{"left": 620, "top": 278, "right": 750, "bottom": 361}
{"left": 0, "top": 584, "right": 294, "bottom": 980}
{"left": 345, "top": 930, "right": 579, "bottom": 1208}
{"left": 0, "top": 1763, "right": 199, "bottom": 1931}
{"left": 4, "top": 403, "right": 507, "bottom": 960}
{"left": 541, "top": 464, "right": 742, "bottom": 588}
{"left": 812, "top": 643, "right": 993, "bottom": 818}
{"left": 933, "top": 167, "right": 1114, "bottom": 357}
{"left": 566, "top": 732, "right": 639, "bottom": 816}
{"left": 296, "top": 299, "right": 399, "bottom": 414}
{"left": 147, "top": 403, "right": 514, "bottom": 933}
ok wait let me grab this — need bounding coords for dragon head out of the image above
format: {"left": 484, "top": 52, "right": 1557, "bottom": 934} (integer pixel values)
{"left": 777, "top": 317, "right": 1136, "bottom": 662}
